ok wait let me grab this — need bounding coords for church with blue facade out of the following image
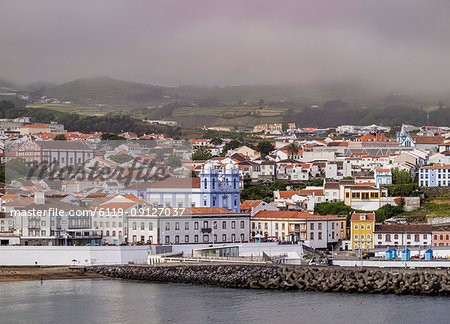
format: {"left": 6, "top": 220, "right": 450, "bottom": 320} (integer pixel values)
{"left": 121, "top": 161, "right": 241, "bottom": 212}
{"left": 397, "top": 124, "right": 415, "bottom": 147}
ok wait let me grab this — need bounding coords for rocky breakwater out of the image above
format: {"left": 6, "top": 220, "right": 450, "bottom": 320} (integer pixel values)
{"left": 91, "top": 264, "right": 450, "bottom": 296}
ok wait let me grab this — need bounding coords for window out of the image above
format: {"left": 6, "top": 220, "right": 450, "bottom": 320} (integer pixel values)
{"left": 378, "top": 234, "right": 382, "bottom": 239}
{"left": 394, "top": 234, "right": 398, "bottom": 240}
{"left": 318, "top": 232, "right": 322, "bottom": 240}
{"left": 354, "top": 224, "right": 358, "bottom": 230}
{"left": 346, "top": 192, "right": 350, "bottom": 198}
{"left": 203, "top": 235, "right": 209, "bottom": 242}
{"left": 185, "top": 222, "right": 189, "bottom": 230}
{"left": 275, "top": 223, "right": 279, "bottom": 230}
{"left": 310, "top": 232, "right": 314, "bottom": 240}
{"left": 185, "top": 235, "right": 189, "bottom": 243}
{"left": 367, "top": 224, "right": 371, "bottom": 230}
{"left": 231, "top": 234, "right": 236, "bottom": 242}
{"left": 282, "top": 223, "right": 285, "bottom": 230}
{"left": 318, "top": 223, "right": 322, "bottom": 230}
{"left": 194, "top": 235, "right": 199, "bottom": 243}
{"left": 241, "top": 233, "right": 245, "bottom": 242}
{"left": 165, "top": 222, "right": 170, "bottom": 231}
{"left": 149, "top": 223, "right": 153, "bottom": 231}
{"left": 222, "top": 221, "right": 226, "bottom": 229}
{"left": 203, "top": 221, "right": 208, "bottom": 229}
{"left": 367, "top": 234, "right": 371, "bottom": 240}
{"left": 112, "top": 231, "right": 116, "bottom": 236}
{"left": 141, "top": 222, "right": 145, "bottom": 230}
{"left": 175, "top": 222, "right": 180, "bottom": 230}
{"left": 133, "top": 222, "right": 137, "bottom": 230}
{"left": 106, "top": 230, "right": 110, "bottom": 236}
{"left": 194, "top": 222, "right": 199, "bottom": 230}
{"left": 414, "top": 234, "right": 420, "bottom": 242}
{"left": 386, "top": 234, "right": 391, "bottom": 242}
{"left": 165, "top": 236, "right": 170, "bottom": 244}
{"left": 310, "top": 223, "right": 314, "bottom": 230}
{"left": 354, "top": 234, "right": 358, "bottom": 239}
{"left": 214, "top": 234, "right": 217, "bottom": 242}
{"left": 222, "top": 234, "right": 226, "bottom": 241}
{"left": 361, "top": 225, "right": 364, "bottom": 230}
{"left": 232, "top": 221, "right": 236, "bottom": 229}
{"left": 240, "top": 221, "right": 245, "bottom": 229}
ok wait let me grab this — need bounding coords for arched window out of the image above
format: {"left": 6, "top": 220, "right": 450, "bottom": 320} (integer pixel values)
{"left": 212, "top": 178, "right": 215, "bottom": 189}
{"left": 204, "top": 178, "right": 207, "bottom": 189}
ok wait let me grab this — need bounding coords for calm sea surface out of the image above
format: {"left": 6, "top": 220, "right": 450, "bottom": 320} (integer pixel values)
{"left": 0, "top": 279, "right": 449, "bottom": 324}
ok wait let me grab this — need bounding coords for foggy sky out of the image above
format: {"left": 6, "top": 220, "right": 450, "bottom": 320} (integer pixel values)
{"left": 1, "top": 0, "right": 450, "bottom": 92}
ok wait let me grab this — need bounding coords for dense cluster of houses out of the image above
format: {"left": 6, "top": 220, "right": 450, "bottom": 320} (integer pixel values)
{"left": 1, "top": 121, "right": 450, "bottom": 252}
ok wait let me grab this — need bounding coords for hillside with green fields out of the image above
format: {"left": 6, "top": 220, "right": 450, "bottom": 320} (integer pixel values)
{"left": 22, "top": 76, "right": 449, "bottom": 129}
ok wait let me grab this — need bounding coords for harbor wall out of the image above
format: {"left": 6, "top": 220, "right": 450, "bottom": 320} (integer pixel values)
{"left": 91, "top": 264, "right": 450, "bottom": 296}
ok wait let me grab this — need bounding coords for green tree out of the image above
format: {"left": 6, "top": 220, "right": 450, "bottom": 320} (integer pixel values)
{"left": 375, "top": 204, "right": 403, "bottom": 223}
{"left": 391, "top": 168, "right": 412, "bottom": 184}
{"left": 101, "top": 133, "right": 126, "bottom": 140}
{"left": 256, "top": 140, "right": 274, "bottom": 157}
{"left": 286, "top": 143, "right": 299, "bottom": 158}
{"left": 222, "top": 140, "right": 242, "bottom": 155}
{"left": 269, "top": 181, "right": 287, "bottom": 191}
{"left": 0, "top": 100, "right": 15, "bottom": 110}
{"left": 315, "top": 201, "right": 353, "bottom": 216}
{"left": 108, "top": 153, "right": 133, "bottom": 164}
{"left": 166, "top": 154, "right": 182, "bottom": 168}
{"left": 241, "top": 184, "right": 273, "bottom": 202}
{"left": 4, "top": 157, "right": 29, "bottom": 182}
{"left": 0, "top": 163, "right": 5, "bottom": 183}
{"left": 210, "top": 137, "right": 223, "bottom": 146}
{"left": 192, "top": 147, "right": 213, "bottom": 160}
{"left": 384, "top": 183, "right": 419, "bottom": 196}
{"left": 54, "top": 134, "right": 66, "bottom": 140}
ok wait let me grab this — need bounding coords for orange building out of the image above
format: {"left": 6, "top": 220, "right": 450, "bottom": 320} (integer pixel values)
{"left": 433, "top": 227, "right": 450, "bottom": 247}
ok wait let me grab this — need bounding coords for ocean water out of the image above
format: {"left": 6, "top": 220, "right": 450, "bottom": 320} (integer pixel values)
{"left": 0, "top": 279, "right": 449, "bottom": 324}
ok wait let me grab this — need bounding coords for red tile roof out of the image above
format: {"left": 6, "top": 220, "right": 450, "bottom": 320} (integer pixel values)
{"left": 240, "top": 200, "right": 263, "bottom": 210}
{"left": 351, "top": 213, "right": 375, "bottom": 221}
{"left": 253, "top": 210, "right": 342, "bottom": 219}
{"left": 412, "top": 136, "right": 444, "bottom": 144}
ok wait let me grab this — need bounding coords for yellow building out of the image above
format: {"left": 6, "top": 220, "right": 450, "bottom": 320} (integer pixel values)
{"left": 20, "top": 124, "right": 51, "bottom": 135}
{"left": 351, "top": 213, "right": 375, "bottom": 250}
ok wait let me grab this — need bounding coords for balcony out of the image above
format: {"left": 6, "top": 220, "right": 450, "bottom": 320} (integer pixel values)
{"left": 201, "top": 228, "right": 212, "bottom": 234}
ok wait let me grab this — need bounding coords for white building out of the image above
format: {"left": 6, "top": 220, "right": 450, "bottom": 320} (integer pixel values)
{"left": 251, "top": 210, "right": 346, "bottom": 249}
{"left": 374, "top": 224, "right": 432, "bottom": 249}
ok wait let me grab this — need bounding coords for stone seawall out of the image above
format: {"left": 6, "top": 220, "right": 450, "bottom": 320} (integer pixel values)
{"left": 90, "top": 264, "right": 450, "bottom": 296}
